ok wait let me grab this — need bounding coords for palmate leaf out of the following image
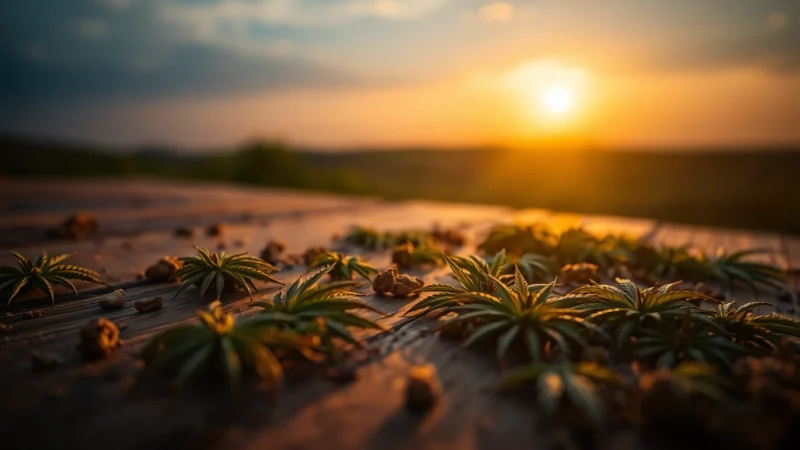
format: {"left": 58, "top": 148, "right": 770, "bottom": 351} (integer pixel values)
{"left": 141, "top": 300, "right": 318, "bottom": 389}
{"left": 561, "top": 279, "right": 718, "bottom": 350}
{"left": 0, "top": 251, "right": 103, "bottom": 306}
{"left": 444, "top": 271, "right": 603, "bottom": 362}
{"left": 174, "top": 247, "right": 282, "bottom": 300}
{"left": 409, "top": 251, "right": 512, "bottom": 317}
{"left": 477, "top": 223, "right": 553, "bottom": 257}
{"left": 498, "top": 362, "right": 622, "bottom": 423}
{"left": 249, "top": 265, "right": 386, "bottom": 350}
{"left": 634, "top": 312, "right": 746, "bottom": 369}
{"left": 308, "top": 251, "right": 377, "bottom": 282}
{"left": 342, "top": 225, "right": 388, "bottom": 250}
{"left": 711, "top": 301, "right": 800, "bottom": 349}
{"left": 704, "top": 249, "right": 788, "bottom": 292}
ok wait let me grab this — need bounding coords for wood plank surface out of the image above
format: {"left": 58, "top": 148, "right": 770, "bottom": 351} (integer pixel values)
{"left": 0, "top": 179, "right": 793, "bottom": 450}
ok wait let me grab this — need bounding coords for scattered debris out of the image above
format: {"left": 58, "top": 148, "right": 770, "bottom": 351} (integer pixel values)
{"left": 372, "top": 267, "right": 398, "bottom": 295}
{"left": 302, "top": 246, "right": 327, "bottom": 266}
{"left": 207, "top": 223, "right": 227, "bottom": 237}
{"left": 145, "top": 256, "right": 182, "bottom": 282}
{"left": 391, "top": 242, "right": 414, "bottom": 269}
{"left": 260, "top": 240, "right": 287, "bottom": 265}
{"left": 432, "top": 225, "right": 466, "bottom": 247}
{"left": 391, "top": 275, "right": 425, "bottom": 298}
{"left": 47, "top": 212, "right": 98, "bottom": 240}
{"left": 0, "top": 323, "right": 12, "bottom": 332}
{"left": 31, "top": 350, "right": 63, "bottom": 372}
{"left": 24, "top": 309, "right": 43, "bottom": 319}
{"left": 174, "top": 227, "right": 195, "bottom": 238}
{"left": 559, "top": 263, "right": 599, "bottom": 284}
{"left": 135, "top": 297, "right": 163, "bottom": 313}
{"left": 78, "top": 318, "right": 122, "bottom": 360}
{"left": 404, "top": 364, "right": 441, "bottom": 411}
{"left": 98, "top": 289, "right": 126, "bottom": 310}
{"left": 372, "top": 266, "right": 424, "bottom": 298}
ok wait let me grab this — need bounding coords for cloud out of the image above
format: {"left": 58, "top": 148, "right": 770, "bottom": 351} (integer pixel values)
{"left": 94, "top": 0, "right": 131, "bottom": 10}
{"left": 768, "top": 12, "right": 789, "bottom": 32}
{"left": 642, "top": 24, "right": 800, "bottom": 74}
{"left": 78, "top": 19, "right": 109, "bottom": 39}
{"left": 162, "top": 0, "right": 455, "bottom": 33}
{"left": 0, "top": 0, "right": 363, "bottom": 109}
{"left": 478, "top": 2, "right": 515, "bottom": 23}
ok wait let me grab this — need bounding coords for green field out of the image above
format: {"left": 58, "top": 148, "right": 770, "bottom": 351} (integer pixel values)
{"left": 3, "top": 135, "right": 799, "bottom": 234}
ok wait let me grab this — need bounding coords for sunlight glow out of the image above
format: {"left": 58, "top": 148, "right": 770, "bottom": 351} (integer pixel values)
{"left": 504, "top": 60, "right": 591, "bottom": 127}
{"left": 542, "top": 86, "right": 574, "bottom": 115}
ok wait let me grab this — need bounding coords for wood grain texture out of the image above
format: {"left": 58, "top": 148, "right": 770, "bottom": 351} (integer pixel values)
{"left": 0, "top": 179, "right": 792, "bottom": 450}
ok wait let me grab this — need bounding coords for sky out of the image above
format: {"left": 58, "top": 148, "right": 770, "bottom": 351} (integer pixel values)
{"left": 1, "top": 0, "right": 799, "bottom": 150}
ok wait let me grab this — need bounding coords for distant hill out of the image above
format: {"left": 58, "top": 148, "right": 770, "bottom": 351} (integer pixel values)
{"left": 2, "top": 134, "right": 799, "bottom": 234}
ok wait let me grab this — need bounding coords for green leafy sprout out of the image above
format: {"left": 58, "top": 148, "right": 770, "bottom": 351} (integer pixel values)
{"left": 249, "top": 265, "right": 386, "bottom": 350}
{"left": 140, "top": 300, "right": 319, "bottom": 388}
{"left": 0, "top": 252, "right": 103, "bottom": 306}
{"left": 308, "top": 251, "right": 378, "bottom": 282}
{"left": 174, "top": 247, "right": 282, "bottom": 300}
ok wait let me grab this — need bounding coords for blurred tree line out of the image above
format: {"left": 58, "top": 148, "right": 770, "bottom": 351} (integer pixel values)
{"left": 1, "top": 136, "right": 370, "bottom": 194}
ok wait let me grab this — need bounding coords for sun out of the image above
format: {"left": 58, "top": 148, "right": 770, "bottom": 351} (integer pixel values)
{"left": 541, "top": 85, "right": 574, "bottom": 115}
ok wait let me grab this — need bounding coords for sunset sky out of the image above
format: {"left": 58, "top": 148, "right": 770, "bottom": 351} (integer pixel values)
{"left": 1, "top": 0, "right": 799, "bottom": 150}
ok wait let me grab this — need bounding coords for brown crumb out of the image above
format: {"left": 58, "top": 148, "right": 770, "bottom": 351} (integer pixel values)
{"left": 145, "top": 256, "right": 182, "bottom": 282}
{"left": 134, "top": 297, "right": 163, "bottom": 313}
{"left": 98, "top": 289, "right": 126, "bottom": 310}
{"left": 260, "top": 240, "right": 287, "bottom": 265}
{"left": 372, "top": 267, "right": 398, "bottom": 295}
{"left": 404, "top": 364, "right": 441, "bottom": 411}
{"left": 47, "top": 212, "right": 98, "bottom": 240}
{"left": 78, "top": 318, "right": 122, "bottom": 360}
{"left": 391, "top": 242, "right": 414, "bottom": 269}
{"left": 207, "top": 223, "right": 227, "bottom": 237}
{"left": 173, "top": 227, "right": 195, "bottom": 238}
{"left": 24, "top": 309, "right": 43, "bottom": 319}
{"left": 391, "top": 275, "right": 424, "bottom": 298}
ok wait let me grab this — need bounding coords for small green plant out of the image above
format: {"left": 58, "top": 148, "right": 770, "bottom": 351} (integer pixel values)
{"left": 701, "top": 249, "right": 788, "bottom": 292}
{"left": 391, "top": 241, "right": 445, "bottom": 269}
{"left": 174, "top": 247, "right": 281, "bottom": 300}
{"left": 249, "top": 266, "right": 386, "bottom": 348}
{"left": 436, "top": 272, "right": 600, "bottom": 361}
{"left": 498, "top": 361, "right": 622, "bottom": 423}
{"left": 478, "top": 223, "right": 550, "bottom": 256}
{"left": 562, "top": 279, "right": 717, "bottom": 350}
{"left": 711, "top": 301, "right": 800, "bottom": 350}
{"left": 409, "top": 252, "right": 512, "bottom": 316}
{"left": 553, "top": 228, "right": 626, "bottom": 270}
{"left": 634, "top": 311, "right": 746, "bottom": 369}
{"left": 140, "top": 301, "right": 318, "bottom": 388}
{"left": 342, "top": 225, "right": 387, "bottom": 249}
{"left": 0, "top": 252, "right": 103, "bottom": 306}
{"left": 308, "top": 251, "right": 378, "bottom": 281}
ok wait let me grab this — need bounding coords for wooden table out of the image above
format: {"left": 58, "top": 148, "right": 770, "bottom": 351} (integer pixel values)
{"left": 0, "top": 178, "right": 797, "bottom": 450}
